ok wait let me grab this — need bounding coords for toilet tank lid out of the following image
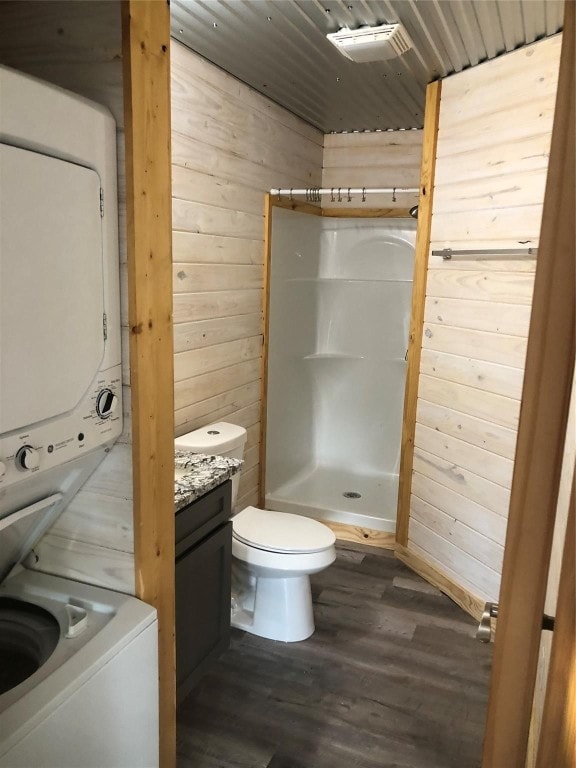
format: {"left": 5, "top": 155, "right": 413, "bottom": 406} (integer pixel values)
{"left": 174, "top": 422, "right": 247, "bottom": 453}
{"left": 233, "top": 506, "right": 336, "bottom": 554}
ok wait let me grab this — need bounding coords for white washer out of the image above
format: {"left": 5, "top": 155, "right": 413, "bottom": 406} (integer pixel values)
{"left": 0, "top": 66, "right": 159, "bottom": 767}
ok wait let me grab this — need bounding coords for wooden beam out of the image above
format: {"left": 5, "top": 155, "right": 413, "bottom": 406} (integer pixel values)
{"left": 122, "top": 2, "right": 175, "bottom": 767}
{"left": 396, "top": 80, "right": 442, "bottom": 546}
{"left": 536, "top": 479, "right": 575, "bottom": 768}
{"left": 321, "top": 207, "right": 411, "bottom": 218}
{"left": 482, "top": 5, "right": 575, "bottom": 766}
{"left": 258, "top": 194, "right": 273, "bottom": 506}
{"left": 271, "top": 197, "right": 322, "bottom": 216}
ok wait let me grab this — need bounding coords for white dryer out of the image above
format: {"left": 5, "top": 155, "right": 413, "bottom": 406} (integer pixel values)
{"left": 0, "top": 67, "right": 159, "bottom": 767}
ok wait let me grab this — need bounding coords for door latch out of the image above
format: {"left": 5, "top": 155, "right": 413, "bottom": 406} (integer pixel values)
{"left": 476, "top": 601, "right": 555, "bottom": 643}
{"left": 477, "top": 601, "right": 498, "bottom": 643}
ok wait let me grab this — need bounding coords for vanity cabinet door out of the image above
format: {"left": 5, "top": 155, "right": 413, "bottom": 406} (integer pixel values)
{"left": 175, "top": 521, "right": 232, "bottom": 704}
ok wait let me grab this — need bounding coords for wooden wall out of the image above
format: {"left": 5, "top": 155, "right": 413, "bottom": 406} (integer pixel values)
{"left": 171, "top": 41, "right": 323, "bottom": 511}
{"left": 322, "top": 130, "right": 421, "bottom": 211}
{"left": 406, "top": 35, "right": 562, "bottom": 602}
{"left": 0, "top": 1, "right": 135, "bottom": 593}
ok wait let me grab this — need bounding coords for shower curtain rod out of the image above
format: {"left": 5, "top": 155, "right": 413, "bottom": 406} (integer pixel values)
{"left": 271, "top": 186, "right": 419, "bottom": 202}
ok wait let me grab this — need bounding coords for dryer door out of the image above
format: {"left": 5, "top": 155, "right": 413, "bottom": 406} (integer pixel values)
{"left": 0, "top": 144, "right": 104, "bottom": 434}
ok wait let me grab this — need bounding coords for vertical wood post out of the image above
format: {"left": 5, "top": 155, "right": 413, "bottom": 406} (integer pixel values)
{"left": 482, "top": 4, "right": 575, "bottom": 765}
{"left": 122, "top": 2, "right": 175, "bottom": 766}
{"left": 258, "top": 194, "right": 273, "bottom": 507}
{"left": 536, "top": 481, "right": 575, "bottom": 768}
{"left": 395, "top": 80, "right": 441, "bottom": 546}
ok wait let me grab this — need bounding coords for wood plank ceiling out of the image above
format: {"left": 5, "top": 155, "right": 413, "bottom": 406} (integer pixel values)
{"left": 170, "top": 0, "right": 564, "bottom": 132}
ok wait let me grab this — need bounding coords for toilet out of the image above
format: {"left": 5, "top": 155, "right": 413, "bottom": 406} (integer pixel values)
{"left": 175, "top": 423, "right": 336, "bottom": 642}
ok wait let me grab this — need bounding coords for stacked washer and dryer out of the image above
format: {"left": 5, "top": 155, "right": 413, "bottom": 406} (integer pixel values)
{"left": 0, "top": 67, "right": 159, "bottom": 766}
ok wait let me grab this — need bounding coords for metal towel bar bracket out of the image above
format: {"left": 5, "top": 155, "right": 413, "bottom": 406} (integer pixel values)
{"left": 434, "top": 247, "right": 538, "bottom": 261}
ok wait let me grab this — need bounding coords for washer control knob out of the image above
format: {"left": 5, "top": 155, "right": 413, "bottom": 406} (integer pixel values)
{"left": 16, "top": 446, "right": 40, "bottom": 471}
{"left": 0, "top": 461, "right": 6, "bottom": 478}
{"left": 96, "top": 389, "right": 118, "bottom": 419}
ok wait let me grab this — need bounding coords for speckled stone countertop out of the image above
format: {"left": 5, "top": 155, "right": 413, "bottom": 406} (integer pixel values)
{"left": 174, "top": 451, "right": 243, "bottom": 512}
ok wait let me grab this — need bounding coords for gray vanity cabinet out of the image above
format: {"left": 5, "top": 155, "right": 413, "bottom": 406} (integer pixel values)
{"left": 175, "top": 480, "right": 232, "bottom": 704}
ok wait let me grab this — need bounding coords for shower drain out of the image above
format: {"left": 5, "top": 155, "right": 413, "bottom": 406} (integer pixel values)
{"left": 343, "top": 491, "right": 361, "bottom": 499}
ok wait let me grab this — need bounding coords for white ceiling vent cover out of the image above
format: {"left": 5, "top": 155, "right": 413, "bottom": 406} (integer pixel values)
{"left": 327, "top": 23, "right": 413, "bottom": 63}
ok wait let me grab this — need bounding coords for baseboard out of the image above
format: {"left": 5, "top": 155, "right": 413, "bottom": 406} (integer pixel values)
{"left": 395, "top": 544, "right": 486, "bottom": 621}
{"left": 320, "top": 520, "right": 396, "bottom": 550}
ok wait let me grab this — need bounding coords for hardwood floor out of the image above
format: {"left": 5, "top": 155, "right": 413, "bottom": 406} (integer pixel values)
{"left": 177, "top": 543, "right": 492, "bottom": 768}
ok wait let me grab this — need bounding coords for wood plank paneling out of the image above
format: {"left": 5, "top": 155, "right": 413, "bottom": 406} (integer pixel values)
{"left": 321, "top": 129, "right": 422, "bottom": 210}
{"left": 416, "top": 398, "right": 517, "bottom": 460}
{"left": 424, "top": 296, "right": 532, "bottom": 336}
{"left": 420, "top": 349, "right": 526, "bottom": 400}
{"left": 173, "top": 314, "right": 262, "bottom": 354}
{"left": 418, "top": 374, "right": 521, "bottom": 430}
{"left": 422, "top": 323, "right": 528, "bottom": 368}
{"left": 171, "top": 41, "right": 323, "bottom": 505}
{"left": 173, "top": 289, "right": 262, "bottom": 324}
{"left": 172, "top": 231, "right": 263, "bottom": 265}
{"left": 406, "top": 36, "right": 561, "bottom": 605}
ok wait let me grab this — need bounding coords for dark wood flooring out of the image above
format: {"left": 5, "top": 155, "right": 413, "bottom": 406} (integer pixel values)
{"left": 177, "top": 542, "right": 492, "bottom": 768}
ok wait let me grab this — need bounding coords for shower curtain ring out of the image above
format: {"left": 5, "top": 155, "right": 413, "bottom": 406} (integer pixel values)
{"left": 331, "top": 188, "right": 335, "bottom": 203}
{"left": 392, "top": 187, "right": 397, "bottom": 203}
{"left": 337, "top": 187, "right": 342, "bottom": 203}
{"left": 277, "top": 188, "right": 281, "bottom": 201}
{"left": 362, "top": 187, "right": 366, "bottom": 203}
{"left": 347, "top": 188, "right": 352, "bottom": 202}
{"left": 290, "top": 188, "right": 294, "bottom": 201}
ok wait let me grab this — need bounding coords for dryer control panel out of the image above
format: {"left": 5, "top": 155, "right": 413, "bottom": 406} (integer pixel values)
{"left": 0, "top": 366, "right": 122, "bottom": 489}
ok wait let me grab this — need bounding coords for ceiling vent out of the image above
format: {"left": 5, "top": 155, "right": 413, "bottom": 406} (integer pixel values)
{"left": 326, "top": 23, "right": 414, "bottom": 63}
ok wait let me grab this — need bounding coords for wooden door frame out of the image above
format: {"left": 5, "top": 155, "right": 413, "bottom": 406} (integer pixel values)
{"left": 395, "top": 80, "right": 441, "bottom": 547}
{"left": 122, "top": 2, "right": 175, "bottom": 767}
{"left": 535, "top": 478, "right": 575, "bottom": 767}
{"left": 259, "top": 196, "right": 415, "bottom": 548}
{"left": 482, "top": 3, "right": 575, "bottom": 764}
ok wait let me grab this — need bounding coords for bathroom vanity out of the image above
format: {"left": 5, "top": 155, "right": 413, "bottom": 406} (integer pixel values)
{"left": 174, "top": 453, "right": 242, "bottom": 703}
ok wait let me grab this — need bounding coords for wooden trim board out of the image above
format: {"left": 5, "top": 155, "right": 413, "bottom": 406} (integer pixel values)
{"left": 258, "top": 194, "right": 273, "bottom": 507}
{"left": 395, "top": 543, "right": 485, "bottom": 621}
{"left": 482, "top": 6, "right": 575, "bottom": 766}
{"left": 535, "top": 478, "right": 575, "bottom": 768}
{"left": 321, "top": 520, "right": 396, "bottom": 550}
{"left": 122, "top": 2, "right": 175, "bottom": 767}
{"left": 396, "top": 81, "right": 442, "bottom": 546}
{"left": 321, "top": 207, "right": 411, "bottom": 218}
{"left": 270, "top": 197, "right": 322, "bottom": 216}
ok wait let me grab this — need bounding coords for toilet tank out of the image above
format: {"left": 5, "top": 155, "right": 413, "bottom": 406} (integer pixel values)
{"left": 175, "top": 422, "right": 247, "bottom": 461}
{"left": 175, "top": 423, "right": 247, "bottom": 511}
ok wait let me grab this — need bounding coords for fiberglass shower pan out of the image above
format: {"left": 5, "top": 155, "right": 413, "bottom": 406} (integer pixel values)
{"left": 265, "top": 208, "right": 416, "bottom": 533}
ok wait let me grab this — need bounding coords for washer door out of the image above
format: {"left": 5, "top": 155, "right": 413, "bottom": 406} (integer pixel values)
{"left": 0, "top": 597, "right": 60, "bottom": 694}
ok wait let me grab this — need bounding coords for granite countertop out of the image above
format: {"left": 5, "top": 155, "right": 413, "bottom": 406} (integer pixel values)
{"left": 174, "top": 451, "right": 243, "bottom": 512}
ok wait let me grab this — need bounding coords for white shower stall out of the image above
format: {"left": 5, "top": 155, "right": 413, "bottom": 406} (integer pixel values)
{"left": 264, "top": 208, "right": 416, "bottom": 533}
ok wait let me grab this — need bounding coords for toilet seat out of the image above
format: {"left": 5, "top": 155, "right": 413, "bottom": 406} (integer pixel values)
{"left": 232, "top": 506, "right": 336, "bottom": 554}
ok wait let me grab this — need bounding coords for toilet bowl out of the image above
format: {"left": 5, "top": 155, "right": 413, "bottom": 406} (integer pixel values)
{"left": 175, "top": 423, "right": 336, "bottom": 642}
